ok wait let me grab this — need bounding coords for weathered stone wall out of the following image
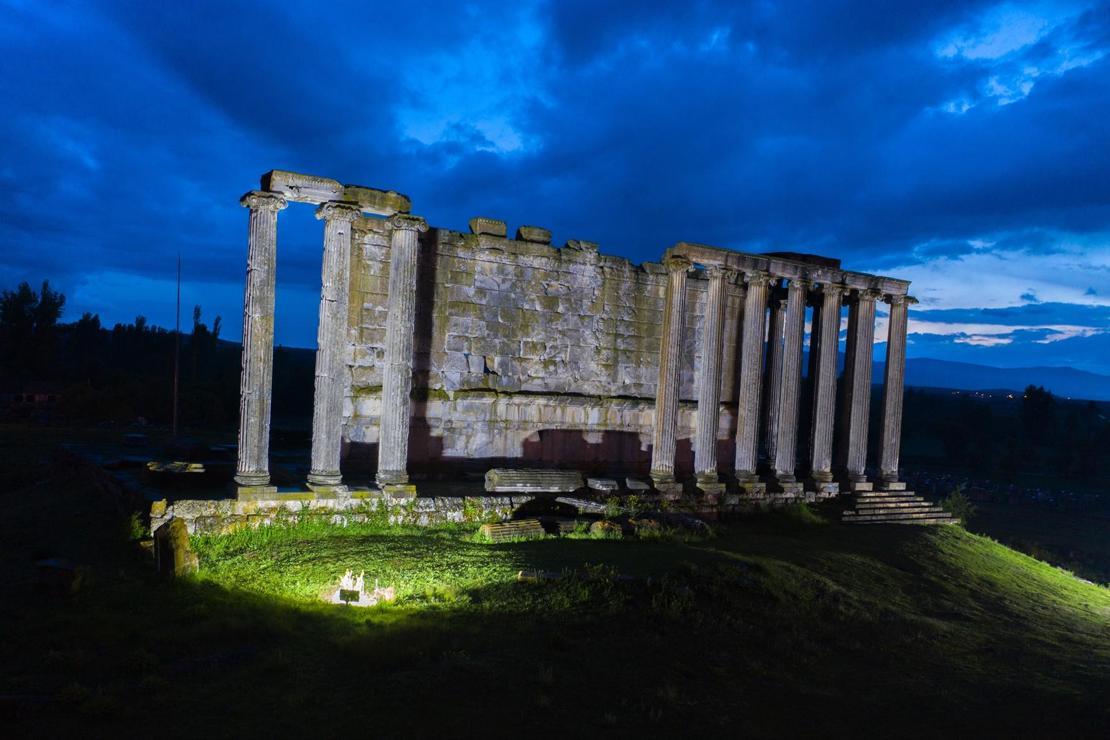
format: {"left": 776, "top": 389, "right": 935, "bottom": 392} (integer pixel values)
{"left": 342, "top": 222, "right": 746, "bottom": 476}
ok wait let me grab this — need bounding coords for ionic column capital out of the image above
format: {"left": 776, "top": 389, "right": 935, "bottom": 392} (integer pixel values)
{"left": 315, "top": 201, "right": 361, "bottom": 222}
{"left": 664, "top": 255, "right": 693, "bottom": 274}
{"left": 241, "top": 190, "right": 288, "bottom": 212}
{"left": 389, "top": 214, "right": 429, "bottom": 233}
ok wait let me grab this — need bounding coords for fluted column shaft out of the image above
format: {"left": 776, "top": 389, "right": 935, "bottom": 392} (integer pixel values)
{"left": 734, "top": 271, "right": 772, "bottom": 481}
{"left": 879, "top": 295, "right": 915, "bottom": 486}
{"left": 763, "top": 295, "right": 786, "bottom": 462}
{"left": 774, "top": 279, "right": 808, "bottom": 481}
{"left": 308, "top": 202, "right": 362, "bottom": 487}
{"left": 235, "top": 191, "right": 287, "bottom": 488}
{"left": 808, "top": 283, "right": 843, "bottom": 482}
{"left": 650, "top": 256, "right": 691, "bottom": 484}
{"left": 376, "top": 215, "right": 429, "bottom": 489}
{"left": 694, "top": 267, "right": 734, "bottom": 484}
{"left": 838, "top": 290, "right": 879, "bottom": 483}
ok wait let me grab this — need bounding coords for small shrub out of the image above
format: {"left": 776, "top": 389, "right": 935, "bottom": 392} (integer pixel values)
{"left": 122, "top": 511, "right": 146, "bottom": 541}
{"left": 603, "top": 497, "right": 623, "bottom": 519}
{"left": 941, "top": 485, "right": 977, "bottom": 525}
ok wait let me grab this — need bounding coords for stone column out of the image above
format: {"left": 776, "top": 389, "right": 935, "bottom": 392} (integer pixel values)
{"left": 808, "top": 282, "right": 843, "bottom": 494}
{"left": 878, "top": 294, "right": 915, "bottom": 490}
{"left": 650, "top": 255, "right": 691, "bottom": 496}
{"left": 234, "top": 191, "right": 287, "bottom": 495}
{"left": 774, "top": 278, "right": 809, "bottom": 490}
{"left": 763, "top": 294, "right": 786, "bottom": 463}
{"left": 734, "top": 271, "right": 773, "bottom": 490}
{"left": 837, "top": 289, "right": 879, "bottom": 490}
{"left": 376, "top": 214, "right": 429, "bottom": 495}
{"left": 694, "top": 266, "right": 734, "bottom": 496}
{"left": 308, "top": 202, "right": 362, "bottom": 491}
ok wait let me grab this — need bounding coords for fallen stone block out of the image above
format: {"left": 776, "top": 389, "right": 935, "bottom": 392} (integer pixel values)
{"left": 153, "top": 518, "right": 199, "bottom": 577}
{"left": 516, "top": 225, "right": 552, "bottom": 244}
{"left": 555, "top": 496, "right": 607, "bottom": 514}
{"left": 478, "top": 518, "right": 546, "bottom": 543}
{"left": 468, "top": 216, "right": 507, "bottom": 237}
{"left": 485, "top": 468, "right": 584, "bottom": 493}
{"left": 625, "top": 478, "right": 651, "bottom": 491}
{"left": 587, "top": 477, "right": 619, "bottom": 492}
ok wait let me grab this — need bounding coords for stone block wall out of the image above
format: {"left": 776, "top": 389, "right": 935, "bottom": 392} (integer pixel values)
{"left": 343, "top": 221, "right": 746, "bottom": 476}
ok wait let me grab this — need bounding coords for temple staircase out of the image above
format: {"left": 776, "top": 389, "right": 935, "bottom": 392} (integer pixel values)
{"left": 840, "top": 489, "right": 958, "bottom": 525}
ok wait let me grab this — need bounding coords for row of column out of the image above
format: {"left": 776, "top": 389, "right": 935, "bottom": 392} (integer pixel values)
{"left": 234, "top": 190, "right": 426, "bottom": 496}
{"left": 649, "top": 260, "right": 913, "bottom": 493}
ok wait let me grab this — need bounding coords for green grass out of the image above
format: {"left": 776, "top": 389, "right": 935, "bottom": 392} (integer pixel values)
{"left": 1, "top": 430, "right": 1108, "bottom": 737}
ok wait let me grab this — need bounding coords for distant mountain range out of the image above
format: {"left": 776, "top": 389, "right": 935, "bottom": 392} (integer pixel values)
{"left": 890, "top": 358, "right": 1110, "bottom": 401}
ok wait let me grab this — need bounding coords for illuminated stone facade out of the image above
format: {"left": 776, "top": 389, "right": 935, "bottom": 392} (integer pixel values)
{"left": 234, "top": 170, "right": 914, "bottom": 501}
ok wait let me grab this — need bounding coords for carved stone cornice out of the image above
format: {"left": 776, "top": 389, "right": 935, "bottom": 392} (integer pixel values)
{"left": 389, "top": 214, "right": 429, "bottom": 233}
{"left": 240, "top": 190, "right": 288, "bottom": 212}
{"left": 315, "top": 201, "right": 362, "bottom": 222}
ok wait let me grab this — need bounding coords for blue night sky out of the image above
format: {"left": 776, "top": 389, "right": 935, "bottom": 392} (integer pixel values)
{"left": 2, "top": 1, "right": 1108, "bottom": 373}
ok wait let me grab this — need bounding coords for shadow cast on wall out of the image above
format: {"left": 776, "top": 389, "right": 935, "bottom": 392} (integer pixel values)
{"left": 343, "top": 423, "right": 745, "bottom": 482}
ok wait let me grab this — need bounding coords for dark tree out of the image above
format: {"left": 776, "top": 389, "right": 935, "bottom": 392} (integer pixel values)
{"left": 1020, "top": 385, "right": 1056, "bottom": 444}
{"left": 0, "top": 280, "right": 65, "bottom": 379}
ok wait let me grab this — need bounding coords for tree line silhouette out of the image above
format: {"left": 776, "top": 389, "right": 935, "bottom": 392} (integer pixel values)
{"left": 0, "top": 280, "right": 312, "bottom": 429}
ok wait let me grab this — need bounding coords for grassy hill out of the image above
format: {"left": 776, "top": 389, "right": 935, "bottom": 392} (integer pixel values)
{"left": 1, "top": 433, "right": 1107, "bottom": 738}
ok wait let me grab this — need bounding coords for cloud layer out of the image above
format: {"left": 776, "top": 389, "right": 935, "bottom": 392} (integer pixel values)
{"left": 1, "top": 0, "right": 1107, "bottom": 369}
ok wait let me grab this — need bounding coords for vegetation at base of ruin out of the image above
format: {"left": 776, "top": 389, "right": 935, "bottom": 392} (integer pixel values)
{"left": 3, "top": 428, "right": 1108, "bottom": 736}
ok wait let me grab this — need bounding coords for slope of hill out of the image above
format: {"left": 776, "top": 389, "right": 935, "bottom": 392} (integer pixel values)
{"left": 2, "top": 427, "right": 1108, "bottom": 737}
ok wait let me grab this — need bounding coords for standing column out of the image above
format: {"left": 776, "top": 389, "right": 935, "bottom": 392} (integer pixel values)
{"left": 308, "top": 202, "right": 362, "bottom": 490}
{"left": 235, "top": 191, "right": 287, "bottom": 494}
{"left": 650, "top": 255, "right": 691, "bottom": 496}
{"left": 763, "top": 294, "right": 786, "bottom": 463}
{"left": 376, "top": 214, "right": 429, "bottom": 494}
{"left": 694, "top": 266, "right": 734, "bottom": 496}
{"left": 774, "top": 278, "right": 809, "bottom": 489}
{"left": 878, "top": 294, "right": 915, "bottom": 490}
{"left": 837, "top": 289, "right": 879, "bottom": 490}
{"left": 808, "top": 283, "right": 843, "bottom": 493}
{"left": 734, "top": 271, "right": 773, "bottom": 489}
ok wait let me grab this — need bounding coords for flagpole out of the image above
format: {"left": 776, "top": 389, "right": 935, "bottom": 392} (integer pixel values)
{"left": 172, "top": 252, "right": 181, "bottom": 437}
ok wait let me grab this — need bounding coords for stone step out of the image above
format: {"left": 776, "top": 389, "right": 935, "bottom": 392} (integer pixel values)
{"left": 854, "top": 499, "right": 934, "bottom": 509}
{"left": 845, "top": 504, "right": 946, "bottom": 515}
{"left": 843, "top": 514, "right": 959, "bottom": 525}
{"left": 852, "top": 494, "right": 923, "bottom": 501}
{"left": 852, "top": 497, "right": 926, "bottom": 506}
{"left": 844, "top": 516, "right": 958, "bottom": 525}
{"left": 843, "top": 510, "right": 955, "bottom": 523}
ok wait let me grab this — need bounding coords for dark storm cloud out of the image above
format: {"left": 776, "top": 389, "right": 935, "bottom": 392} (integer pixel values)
{"left": 913, "top": 301, "right": 1110, "bottom": 327}
{"left": 0, "top": 0, "right": 1107, "bottom": 365}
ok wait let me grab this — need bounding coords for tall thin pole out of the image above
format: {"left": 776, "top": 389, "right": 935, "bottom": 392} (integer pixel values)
{"left": 172, "top": 253, "right": 180, "bottom": 437}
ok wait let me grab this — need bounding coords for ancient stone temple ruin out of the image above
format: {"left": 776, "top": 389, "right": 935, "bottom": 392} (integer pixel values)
{"left": 233, "top": 170, "right": 915, "bottom": 508}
